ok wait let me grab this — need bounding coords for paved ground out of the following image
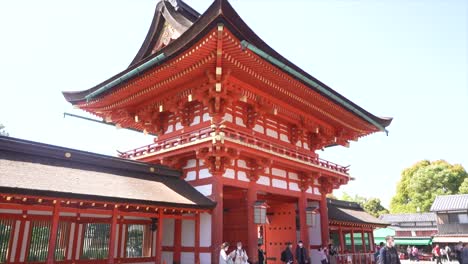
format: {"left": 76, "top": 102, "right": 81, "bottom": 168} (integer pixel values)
{"left": 401, "top": 261, "right": 460, "bottom": 264}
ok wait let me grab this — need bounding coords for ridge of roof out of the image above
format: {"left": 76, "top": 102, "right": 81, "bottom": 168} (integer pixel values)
{"left": 430, "top": 194, "right": 468, "bottom": 212}
{"left": 62, "top": 0, "right": 392, "bottom": 130}
{"left": 380, "top": 213, "right": 437, "bottom": 222}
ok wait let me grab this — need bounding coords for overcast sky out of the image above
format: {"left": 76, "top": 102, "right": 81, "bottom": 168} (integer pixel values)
{"left": 0, "top": 0, "right": 467, "bottom": 207}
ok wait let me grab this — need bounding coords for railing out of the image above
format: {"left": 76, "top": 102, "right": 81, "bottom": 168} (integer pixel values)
{"left": 333, "top": 253, "right": 375, "bottom": 264}
{"left": 120, "top": 126, "right": 349, "bottom": 175}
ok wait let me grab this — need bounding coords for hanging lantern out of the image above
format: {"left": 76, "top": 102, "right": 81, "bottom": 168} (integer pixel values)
{"left": 306, "top": 207, "right": 318, "bottom": 227}
{"left": 254, "top": 201, "right": 267, "bottom": 224}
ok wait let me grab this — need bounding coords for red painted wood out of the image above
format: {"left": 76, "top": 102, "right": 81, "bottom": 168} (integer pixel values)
{"left": 107, "top": 207, "right": 117, "bottom": 264}
{"left": 264, "top": 203, "right": 296, "bottom": 264}
{"left": 320, "top": 193, "right": 329, "bottom": 246}
{"left": 116, "top": 220, "right": 123, "bottom": 259}
{"left": 155, "top": 211, "right": 163, "bottom": 264}
{"left": 14, "top": 217, "right": 26, "bottom": 263}
{"left": 338, "top": 226, "right": 344, "bottom": 254}
{"left": 47, "top": 203, "right": 60, "bottom": 264}
{"left": 71, "top": 216, "right": 80, "bottom": 261}
{"left": 361, "top": 228, "right": 366, "bottom": 253}
{"left": 211, "top": 177, "right": 223, "bottom": 263}
{"left": 173, "top": 219, "right": 182, "bottom": 263}
{"left": 6, "top": 217, "right": 17, "bottom": 263}
{"left": 246, "top": 183, "right": 257, "bottom": 263}
{"left": 195, "top": 213, "right": 200, "bottom": 264}
{"left": 299, "top": 191, "right": 310, "bottom": 249}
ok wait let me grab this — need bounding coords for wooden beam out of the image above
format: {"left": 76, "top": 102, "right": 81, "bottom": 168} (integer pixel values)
{"left": 155, "top": 210, "right": 164, "bottom": 264}
{"left": 46, "top": 203, "right": 60, "bottom": 264}
{"left": 108, "top": 207, "right": 118, "bottom": 264}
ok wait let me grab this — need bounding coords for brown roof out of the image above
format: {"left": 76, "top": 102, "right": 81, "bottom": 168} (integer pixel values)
{"left": 62, "top": 0, "right": 392, "bottom": 131}
{"left": 328, "top": 198, "right": 388, "bottom": 226}
{"left": 0, "top": 136, "right": 215, "bottom": 209}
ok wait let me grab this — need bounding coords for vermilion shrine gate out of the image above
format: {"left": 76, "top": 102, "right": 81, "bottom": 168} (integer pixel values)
{"left": 1, "top": 0, "right": 392, "bottom": 264}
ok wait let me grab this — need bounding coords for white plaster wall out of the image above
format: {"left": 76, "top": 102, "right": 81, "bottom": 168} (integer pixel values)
{"left": 307, "top": 187, "right": 313, "bottom": 194}
{"left": 186, "top": 171, "right": 196, "bottom": 181}
{"left": 195, "top": 184, "right": 212, "bottom": 196}
{"left": 266, "top": 128, "right": 278, "bottom": 138}
{"left": 199, "top": 168, "right": 212, "bottom": 179}
{"left": 200, "top": 253, "right": 211, "bottom": 264}
{"left": 289, "top": 172, "right": 299, "bottom": 180}
{"left": 181, "top": 252, "right": 195, "bottom": 264}
{"left": 162, "top": 218, "right": 175, "bottom": 246}
{"left": 237, "top": 171, "right": 250, "bottom": 182}
{"left": 224, "top": 168, "right": 235, "bottom": 179}
{"left": 235, "top": 117, "right": 245, "bottom": 127}
{"left": 289, "top": 182, "right": 300, "bottom": 191}
{"left": 314, "top": 187, "right": 321, "bottom": 195}
{"left": 27, "top": 210, "right": 52, "bottom": 215}
{"left": 237, "top": 159, "right": 248, "bottom": 168}
{"left": 162, "top": 252, "right": 174, "bottom": 264}
{"left": 253, "top": 124, "right": 264, "bottom": 133}
{"left": 184, "top": 159, "right": 197, "bottom": 169}
{"left": 224, "top": 113, "right": 233, "bottom": 122}
{"left": 304, "top": 142, "right": 309, "bottom": 150}
{"left": 175, "top": 122, "right": 183, "bottom": 130}
{"left": 203, "top": 113, "right": 210, "bottom": 122}
{"left": 181, "top": 219, "right": 195, "bottom": 247}
{"left": 9, "top": 220, "right": 20, "bottom": 261}
{"left": 0, "top": 209, "right": 21, "bottom": 214}
{"left": 280, "top": 133, "right": 289, "bottom": 142}
{"left": 296, "top": 140, "right": 302, "bottom": 147}
{"left": 166, "top": 125, "right": 174, "bottom": 133}
{"left": 200, "top": 213, "right": 212, "bottom": 247}
{"left": 257, "top": 176, "right": 270, "bottom": 186}
{"left": 272, "top": 179, "right": 287, "bottom": 189}
{"left": 76, "top": 224, "right": 83, "bottom": 260}
{"left": 191, "top": 116, "right": 201, "bottom": 125}
{"left": 272, "top": 168, "right": 286, "bottom": 177}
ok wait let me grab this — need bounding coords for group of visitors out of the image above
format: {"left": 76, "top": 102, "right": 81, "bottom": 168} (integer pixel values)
{"left": 405, "top": 245, "right": 419, "bottom": 261}
{"left": 432, "top": 242, "right": 468, "bottom": 264}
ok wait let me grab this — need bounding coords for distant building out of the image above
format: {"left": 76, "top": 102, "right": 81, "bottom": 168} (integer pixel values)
{"left": 379, "top": 213, "right": 437, "bottom": 246}
{"left": 328, "top": 199, "right": 388, "bottom": 263}
{"left": 431, "top": 194, "right": 468, "bottom": 244}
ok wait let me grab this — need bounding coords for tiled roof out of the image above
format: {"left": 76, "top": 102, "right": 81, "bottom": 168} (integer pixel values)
{"left": 380, "top": 213, "right": 436, "bottom": 223}
{"left": 430, "top": 194, "right": 468, "bottom": 212}
{"left": 0, "top": 136, "right": 215, "bottom": 209}
{"left": 327, "top": 199, "right": 388, "bottom": 226}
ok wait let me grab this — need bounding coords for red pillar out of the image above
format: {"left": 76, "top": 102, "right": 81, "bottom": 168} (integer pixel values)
{"left": 195, "top": 213, "right": 200, "bottom": 264}
{"left": 211, "top": 177, "right": 223, "bottom": 263}
{"left": 174, "top": 219, "right": 182, "bottom": 263}
{"left": 14, "top": 215, "right": 26, "bottom": 263}
{"left": 247, "top": 182, "right": 258, "bottom": 263}
{"left": 155, "top": 211, "right": 164, "bottom": 264}
{"left": 338, "top": 226, "right": 344, "bottom": 254}
{"left": 361, "top": 228, "right": 366, "bottom": 253}
{"left": 107, "top": 207, "right": 118, "bottom": 264}
{"left": 319, "top": 193, "right": 329, "bottom": 246}
{"left": 46, "top": 202, "right": 60, "bottom": 264}
{"left": 369, "top": 230, "right": 375, "bottom": 252}
{"left": 299, "top": 191, "right": 310, "bottom": 248}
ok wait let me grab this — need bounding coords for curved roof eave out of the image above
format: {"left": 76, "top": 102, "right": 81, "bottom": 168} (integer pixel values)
{"left": 62, "top": 0, "right": 392, "bottom": 130}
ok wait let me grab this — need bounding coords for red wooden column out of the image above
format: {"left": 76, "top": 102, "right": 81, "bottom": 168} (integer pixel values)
{"left": 71, "top": 214, "right": 80, "bottom": 261}
{"left": 361, "top": 228, "right": 366, "bottom": 253}
{"left": 14, "top": 212, "right": 27, "bottom": 263}
{"left": 247, "top": 182, "right": 258, "bottom": 263}
{"left": 46, "top": 202, "right": 60, "bottom": 264}
{"left": 338, "top": 226, "right": 344, "bottom": 254}
{"left": 369, "top": 230, "right": 375, "bottom": 252}
{"left": 107, "top": 207, "right": 118, "bottom": 264}
{"left": 195, "top": 213, "right": 200, "bottom": 264}
{"left": 350, "top": 228, "right": 355, "bottom": 263}
{"left": 319, "top": 192, "right": 329, "bottom": 246}
{"left": 173, "top": 219, "right": 182, "bottom": 263}
{"left": 155, "top": 210, "right": 164, "bottom": 264}
{"left": 298, "top": 190, "right": 310, "bottom": 248}
{"left": 211, "top": 176, "right": 223, "bottom": 263}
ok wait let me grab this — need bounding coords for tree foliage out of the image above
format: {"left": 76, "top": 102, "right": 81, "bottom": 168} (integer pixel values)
{"left": 390, "top": 160, "right": 467, "bottom": 213}
{"left": 0, "top": 123, "right": 8, "bottom": 136}
{"left": 460, "top": 178, "right": 468, "bottom": 194}
{"left": 340, "top": 193, "right": 389, "bottom": 217}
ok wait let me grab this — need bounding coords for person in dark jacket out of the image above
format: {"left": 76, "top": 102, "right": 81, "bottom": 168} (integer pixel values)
{"left": 258, "top": 243, "right": 266, "bottom": 264}
{"left": 379, "top": 236, "right": 401, "bottom": 264}
{"left": 295, "top": 240, "right": 309, "bottom": 264}
{"left": 462, "top": 243, "right": 468, "bottom": 264}
{"left": 281, "top": 242, "right": 294, "bottom": 264}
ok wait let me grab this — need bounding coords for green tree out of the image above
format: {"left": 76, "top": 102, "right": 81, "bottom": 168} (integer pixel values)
{"left": 340, "top": 193, "right": 389, "bottom": 217}
{"left": 460, "top": 178, "right": 468, "bottom": 194}
{"left": 390, "top": 160, "right": 467, "bottom": 213}
{"left": 0, "top": 123, "right": 8, "bottom": 136}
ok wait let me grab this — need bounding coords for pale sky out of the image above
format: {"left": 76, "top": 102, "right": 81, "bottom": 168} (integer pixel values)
{"left": 0, "top": 0, "right": 467, "bottom": 207}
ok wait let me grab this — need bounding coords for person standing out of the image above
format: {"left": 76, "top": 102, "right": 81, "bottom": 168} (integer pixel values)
{"left": 379, "top": 236, "right": 401, "bottom": 264}
{"left": 318, "top": 245, "right": 329, "bottom": 264}
{"left": 219, "top": 242, "right": 231, "bottom": 264}
{"left": 229, "top": 242, "right": 248, "bottom": 264}
{"left": 433, "top": 244, "right": 442, "bottom": 264}
{"left": 258, "top": 243, "right": 266, "bottom": 264}
{"left": 462, "top": 243, "right": 468, "bottom": 264}
{"left": 457, "top": 242, "right": 464, "bottom": 264}
{"left": 295, "top": 240, "right": 309, "bottom": 264}
{"left": 444, "top": 245, "right": 451, "bottom": 262}
{"left": 280, "top": 242, "right": 294, "bottom": 264}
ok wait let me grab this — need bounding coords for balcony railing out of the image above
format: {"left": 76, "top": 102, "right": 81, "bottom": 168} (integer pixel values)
{"left": 437, "top": 223, "right": 468, "bottom": 234}
{"left": 119, "top": 126, "right": 349, "bottom": 175}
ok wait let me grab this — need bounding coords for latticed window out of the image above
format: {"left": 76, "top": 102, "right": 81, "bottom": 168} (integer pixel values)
{"left": 28, "top": 220, "right": 51, "bottom": 262}
{"left": 81, "top": 223, "right": 110, "bottom": 260}
{"left": 126, "top": 224, "right": 152, "bottom": 258}
{"left": 0, "top": 219, "right": 15, "bottom": 263}
{"left": 54, "top": 222, "right": 71, "bottom": 261}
